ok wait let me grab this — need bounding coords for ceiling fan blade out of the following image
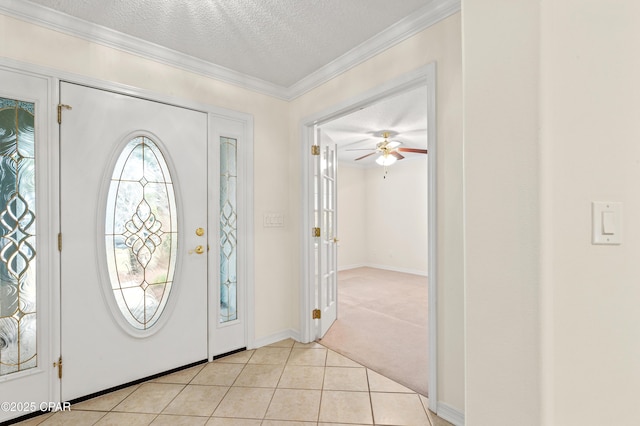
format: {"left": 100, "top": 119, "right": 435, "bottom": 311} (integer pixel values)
{"left": 396, "top": 147, "right": 428, "bottom": 154}
{"left": 391, "top": 151, "right": 405, "bottom": 160}
{"left": 354, "top": 152, "right": 377, "bottom": 161}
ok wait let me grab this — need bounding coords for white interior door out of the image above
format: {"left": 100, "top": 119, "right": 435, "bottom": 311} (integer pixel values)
{"left": 59, "top": 83, "right": 208, "bottom": 400}
{"left": 0, "top": 68, "right": 56, "bottom": 422}
{"left": 314, "top": 127, "right": 338, "bottom": 338}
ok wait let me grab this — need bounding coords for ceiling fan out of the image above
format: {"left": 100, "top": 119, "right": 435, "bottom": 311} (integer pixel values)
{"left": 347, "top": 131, "right": 427, "bottom": 166}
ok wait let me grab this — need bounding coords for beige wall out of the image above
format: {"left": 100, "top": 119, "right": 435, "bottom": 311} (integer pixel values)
{"left": 1, "top": 10, "right": 465, "bottom": 418}
{"left": 463, "top": 1, "right": 541, "bottom": 423}
{"left": 336, "top": 165, "right": 367, "bottom": 268}
{"left": 291, "top": 13, "right": 464, "bottom": 413}
{"left": 338, "top": 160, "right": 429, "bottom": 274}
{"left": 540, "top": 1, "right": 640, "bottom": 424}
{"left": 464, "top": 0, "right": 640, "bottom": 425}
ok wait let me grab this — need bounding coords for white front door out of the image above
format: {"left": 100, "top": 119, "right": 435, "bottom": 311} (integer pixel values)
{"left": 59, "top": 82, "right": 208, "bottom": 400}
{"left": 0, "top": 68, "right": 56, "bottom": 423}
{"left": 313, "top": 127, "right": 338, "bottom": 338}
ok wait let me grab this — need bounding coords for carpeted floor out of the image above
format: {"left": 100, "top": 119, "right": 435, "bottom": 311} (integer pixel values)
{"left": 319, "top": 266, "right": 429, "bottom": 396}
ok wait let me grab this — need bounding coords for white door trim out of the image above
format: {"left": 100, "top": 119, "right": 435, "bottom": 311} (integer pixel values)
{"left": 0, "top": 63, "right": 60, "bottom": 422}
{"left": 299, "top": 62, "right": 438, "bottom": 409}
{"left": 0, "top": 56, "right": 256, "bottom": 364}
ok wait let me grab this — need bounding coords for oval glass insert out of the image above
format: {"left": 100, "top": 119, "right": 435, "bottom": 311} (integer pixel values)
{"left": 105, "top": 136, "right": 177, "bottom": 330}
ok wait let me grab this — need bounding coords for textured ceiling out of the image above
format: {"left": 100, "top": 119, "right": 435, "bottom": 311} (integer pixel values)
{"left": 26, "top": 0, "right": 434, "bottom": 88}
{"left": 322, "top": 85, "right": 429, "bottom": 166}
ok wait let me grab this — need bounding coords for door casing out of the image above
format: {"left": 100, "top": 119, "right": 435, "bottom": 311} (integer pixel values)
{"left": 299, "top": 62, "right": 438, "bottom": 410}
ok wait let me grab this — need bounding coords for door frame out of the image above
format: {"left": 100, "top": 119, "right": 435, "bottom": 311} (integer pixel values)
{"left": 0, "top": 62, "right": 60, "bottom": 422}
{"left": 0, "top": 55, "right": 255, "bottom": 377}
{"left": 299, "top": 62, "right": 438, "bottom": 408}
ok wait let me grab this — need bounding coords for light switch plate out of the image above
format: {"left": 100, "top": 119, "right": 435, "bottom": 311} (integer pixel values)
{"left": 592, "top": 201, "right": 622, "bottom": 245}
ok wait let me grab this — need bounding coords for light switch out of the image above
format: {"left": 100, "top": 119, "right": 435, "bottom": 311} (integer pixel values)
{"left": 601, "top": 211, "right": 616, "bottom": 235}
{"left": 592, "top": 202, "right": 622, "bottom": 245}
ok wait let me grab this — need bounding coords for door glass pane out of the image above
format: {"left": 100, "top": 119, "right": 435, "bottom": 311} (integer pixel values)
{"left": 0, "top": 98, "right": 37, "bottom": 376}
{"left": 220, "top": 136, "right": 237, "bottom": 323}
{"left": 105, "top": 137, "right": 177, "bottom": 330}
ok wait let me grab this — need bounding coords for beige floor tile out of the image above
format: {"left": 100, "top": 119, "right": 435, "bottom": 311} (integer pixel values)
{"left": 319, "top": 391, "right": 373, "bottom": 424}
{"left": 93, "top": 412, "right": 156, "bottom": 426}
{"left": 152, "top": 414, "right": 209, "bottom": 425}
{"left": 263, "top": 421, "right": 316, "bottom": 426}
{"left": 162, "top": 384, "right": 229, "bottom": 416}
{"left": 72, "top": 385, "right": 140, "bottom": 411}
{"left": 12, "top": 412, "right": 54, "bottom": 426}
{"left": 114, "top": 383, "right": 184, "bottom": 414}
{"left": 367, "top": 369, "right": 414, "bottom": 393}
{"left": 206, "top": 418, "right": 262, "bottom": 426}
{"left": 325, "top": 350, "right": 363, "bottom": 367}
{"left": 264, "top": 389, "right": 321, "bottom": 422}
{"left": 278, "top": 365, "right": 325, "bottom": 389}
{"left": 38, "top": 410, "right": 106, "bottom": 425}
{"left": 212, "top": 387, "right": 274, "bottom": 419}
{"left": 152, "top": 364, "right": 205, "bottom": 384}
{"left": 233, "top": 364, "right": 284, "bottom": 387}
{"left": 323, "top": 366, "right": 368, "bottom": 391}
{"left": 293, "top": 341, "right": 324, "bottom": 349}
{"left": 266, "top": 338, "right": 296, "bottom": 348}
{"left": 215, "top": 350, "right": 254, "bottom": 364}
{"left": 371, "top": 392, "right": 430, "bottom": 425}
{"left": 287, "top": 348, "right": 327, "bottom": 366}
{"left": 247, "top": 347, "right": 291, "bottom": 365}
{"left": 318, "top": 424, "right": 372, "bottom": 426}
{"left": 191, "top": 362, "right": 244, "bottom": 386}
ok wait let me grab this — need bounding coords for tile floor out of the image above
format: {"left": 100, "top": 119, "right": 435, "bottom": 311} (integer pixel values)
{"left": 15, "top": 339, "right": 453, "bottom": 426}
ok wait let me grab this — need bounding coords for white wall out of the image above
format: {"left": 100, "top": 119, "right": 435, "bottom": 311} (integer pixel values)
{"left": 291, "top": 13, "right": 464, "bottom": 416}
{"left": 540, "top": 1, "right": 640, "bottom": 424}
{"left": 336, "top": 165, "right": 367, "bottom": 268}
{"left": 463, "top": 1, "right": 541, "bottom": 424}
{"left": 464, "top": 1, "right": 640, "bottom": 425}
{"left": 337, "top": 160, "right": 428, "bottom": 275}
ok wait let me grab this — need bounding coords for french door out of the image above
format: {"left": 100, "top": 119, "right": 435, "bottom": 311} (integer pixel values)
{"left": 313, "top": 127, "right": 338, "bottom": 338}
{"left": 59, "top": 83, "right": 208, "bottom": 400}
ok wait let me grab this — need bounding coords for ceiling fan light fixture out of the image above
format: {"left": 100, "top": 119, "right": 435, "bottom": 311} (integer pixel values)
{"left": 376, "top": 154, "right": 397, "bottom": 166}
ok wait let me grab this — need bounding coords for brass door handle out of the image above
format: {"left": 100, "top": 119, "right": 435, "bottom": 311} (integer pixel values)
{"left": 332, "top": 237, "right": 339, "bottom": 243}
{"left": 195, "top": 245, "right": 204, "bottom": 254}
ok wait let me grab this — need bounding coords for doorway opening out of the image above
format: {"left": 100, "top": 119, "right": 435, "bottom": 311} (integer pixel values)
{"left": 300, "top": 63, "right": 437, "bottom": 406}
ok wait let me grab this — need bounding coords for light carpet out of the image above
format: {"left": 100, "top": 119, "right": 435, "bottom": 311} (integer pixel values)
{"left": 319, "top": 266, "right": 429, "bottom": 396}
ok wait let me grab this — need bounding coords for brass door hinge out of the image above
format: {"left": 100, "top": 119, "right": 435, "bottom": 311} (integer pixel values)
{"left": 312, "top": 309, "right": 321, "bottom": 319}
{"left": 311, "top": 145, "right": 320, "bottom": 156}
{"left": 57, "top": 104, "right": 72, "bottom": 124}
{"left": 312, "top": 227, "right": 321, "bottom": 237}
{"left": 58, "top": 233, "right": 62, "bottom": 251}
{"left": 53, "top": 356, "right": 62, "bottom": 379}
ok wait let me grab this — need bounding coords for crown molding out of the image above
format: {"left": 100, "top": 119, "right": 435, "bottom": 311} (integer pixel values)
{"left": 0, "top": 0, "right": 460, "bottom": 101}
{"left": 285, "top": 0, "right": 460, "bottom": 100}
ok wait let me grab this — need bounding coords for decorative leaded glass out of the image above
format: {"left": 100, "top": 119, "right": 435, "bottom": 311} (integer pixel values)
{"left": 0, "top": 97, "right": 37, "bottom": 376}
{"left": 220, "top": 136, "right": 237, "bottom": 323}
{"left": 105, "top": 137, "right": 177, "bottom": 330}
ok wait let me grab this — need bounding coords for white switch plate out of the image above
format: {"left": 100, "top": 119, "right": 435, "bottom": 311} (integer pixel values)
{"left": 592, "top": 202, "right": 622, "bottom": 245}
{"left": 263, "top": 212, "right": 284, "bottom": 228}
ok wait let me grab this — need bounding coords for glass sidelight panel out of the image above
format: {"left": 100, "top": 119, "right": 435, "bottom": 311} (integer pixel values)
{"left": 220, "top": 136, "right": 237, "bottom": 323}
{"left": 105, "top": 137, "right": 177, "bottom": 330}
{"left": 0, "top": 98, "right": 37, "bottom": 376}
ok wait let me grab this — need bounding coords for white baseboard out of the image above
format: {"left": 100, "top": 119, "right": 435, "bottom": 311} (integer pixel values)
{"left": 250, "top": 329, "right": 300, "bottom": 349}
{"left": 338, "top": 263, "right": 367, "bottom": 271}
{"left": 339, "top": 262, "right": 428, "bottom": 277}
{"left": 437, "top": 402, "right": 465, "bottom": 426}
